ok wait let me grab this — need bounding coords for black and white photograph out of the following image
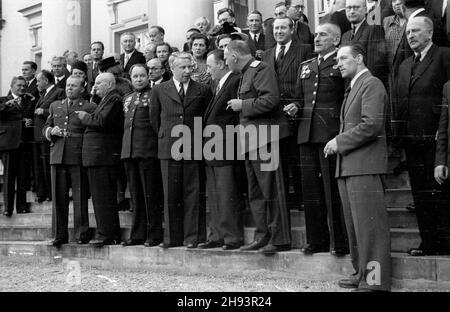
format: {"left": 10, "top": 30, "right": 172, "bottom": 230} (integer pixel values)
{"left": 0, "top": 0, "right": 450, "bottom": 297}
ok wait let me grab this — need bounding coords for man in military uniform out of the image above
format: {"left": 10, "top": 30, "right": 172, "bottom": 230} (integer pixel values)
{"left": 43, "top": 76, "right": 97, "bottom": 247}
{"left": 121, "top": 64, "right": 163, "bottom": 247}
{"left": 226, "top": 40, "right": 291, "bottom": 254}
{"left": 285, "top": 22, "right": 348, "bottom": 256}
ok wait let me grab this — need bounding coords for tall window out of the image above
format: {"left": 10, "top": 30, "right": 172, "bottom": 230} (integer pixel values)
{"left": 229, "top": 0, "right": 248, "bottom": 29}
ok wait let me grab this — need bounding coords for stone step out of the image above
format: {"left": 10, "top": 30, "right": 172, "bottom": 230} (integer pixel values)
{"left": 0, "top": 223, "right": 419, "bottom": 253}
{"left": 383, "top": 172, "right": 411, "bottom": 189}
{"left": 385, "top": 188, "right": 414, "bottom": 208}
{"left": 0, "top": 206, "right": 418, "bottom": 230}
{"left": 1, "top": 241, "right": 450, "bottom": 290}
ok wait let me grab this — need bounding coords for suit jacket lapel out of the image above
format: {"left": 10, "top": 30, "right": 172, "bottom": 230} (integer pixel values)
{"left": 266, "top": 48, "right": 276, "bottom": 69}
{"left": 353, "top": 20, "right": 367, "bottom": 42}
{"left": 410, "top": 45, "right": 436, "bottom": 88}
{"left": 343, "top": 71, "right": 370, "bottom": 118}
{"left": 185, "top": 80, "right": 201, "bottom": 109}
{"left": 204, "top": 74, "right": 233, "bottom": 121}
{"left": 280, "top": 46, "right": 297, "bottom": 75}
{"left": 165, "top": 80, "right": 183, "bottom": 105}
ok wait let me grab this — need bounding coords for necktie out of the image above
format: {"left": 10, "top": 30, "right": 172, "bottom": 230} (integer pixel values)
{"left": 342, "top": 86, "right": 351, "bottom": 113}
{"left": 411, "top": 53, "right": 421, "bottom": 81}
{"left": 318, "top": 56, "right": 324, "bottom": 66}
{"left": 124, "top": 54, "right": 130, "bottom": 67}
{"left": 350, "top": 25, "right": 356, "bottom": 40}
{"left": 178, "top": 82, "right": 185, "bottom": 103}
{"left": 276, "top": 45, "right": 286, "bottom": 72}
{"left": 215, "top": 83, "right": 221, "bottom": 95}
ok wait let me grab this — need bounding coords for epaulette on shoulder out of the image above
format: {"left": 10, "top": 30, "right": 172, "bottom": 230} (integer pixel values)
{"left": 300, "top": 57, "right": 317, "bottom": 66}
{"left": 250, "top": 60, "right": 261, "bottom": 68}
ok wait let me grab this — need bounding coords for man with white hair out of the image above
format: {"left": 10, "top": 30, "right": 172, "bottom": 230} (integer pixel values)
{"left": 396, "top": 16, "right": 450, "bottom": 256}
{"left": 151, "top": 52, "right": 212, "bottom": 249}
{"left": 120, "top": 32, "right": 146, "bottom": 78}
{"left": 76, "top": 73, "right": 124, "bottom": 247}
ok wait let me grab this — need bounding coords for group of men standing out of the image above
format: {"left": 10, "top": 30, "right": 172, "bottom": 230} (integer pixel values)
{"left": 1, "top": 0, "right": 450, "bottom": 293}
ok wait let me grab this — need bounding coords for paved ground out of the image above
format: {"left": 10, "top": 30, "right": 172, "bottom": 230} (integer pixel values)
{"left": 0, "top": 256, "right": 443, "bottom": 293}
{"left": 0, "top": 255, "right": 353, "bottom": 292}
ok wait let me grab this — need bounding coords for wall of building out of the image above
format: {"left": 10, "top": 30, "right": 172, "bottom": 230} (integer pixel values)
{"left": 1, "top": 0, "right": 38, "bottom": 94}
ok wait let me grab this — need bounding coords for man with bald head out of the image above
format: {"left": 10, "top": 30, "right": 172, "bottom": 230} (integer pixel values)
{"left": 44, "top": 76, "right": 97, "bottom": 247}
{"left": 341, "top": 0, "right": 389, "bottom": 84}
{"left": 286, "top": 22, "right": 348, "bottom": 256}
{"left": 396, "top": 16, "right": 450, "bottom": 256}
{"left": 76, "top": 73, "right": 124, "bottom": 247}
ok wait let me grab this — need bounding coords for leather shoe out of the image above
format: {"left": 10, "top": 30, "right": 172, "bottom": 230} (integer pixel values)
{"left": 197, "top": 241, "right": 222, "bottom": 249}
{"left": 331, "top": 248, "right": 349, "bottom": 257}
{"left": 258, "top": 244, "right": 291, "bottom": 255}
{"left": 240, "top": 240, "right": 268, "bottom": 251}
{"left": 222, "top": 243, "right": 242, "bottom": 251}
{"left": 3, "top": 211, "right": 12, "bottom": 217}
{"left": 52, "top": 239, "right": 68, "bottom": 248}
{"left": 144, "top": 240, "right": 161, "bottom": 247}
{"left": 91, "top": 239, "right": 119, "bottom": 248}
{"left": 407, "top": 248, "right": 425, "bottom": 256}
{"left": 121, "top": 239, "right": 145, "bottom": 247}
{"left": 159, "top": 242, "right": 182, "bottom": 249}
{"left": 36, "top": 197, "right": 46, "bottom": 204}
{"left": 186, "top": 243, "right": 198, "bottom": 249}
{"left": 352, "top": 288, "right": 388, "bottom": 292}
{"left": 301, "top": 244, "right": 329, "bottom": 255}
{"left": 338, "top": 278, "right": 359, "bottom": 289}
{"left": 77, "top": 240, "right": 89, "bottom": 245}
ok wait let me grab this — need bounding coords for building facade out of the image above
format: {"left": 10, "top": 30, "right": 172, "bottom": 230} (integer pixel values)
{"left": 0, "top": 0, "right": 339, "bottom": 94}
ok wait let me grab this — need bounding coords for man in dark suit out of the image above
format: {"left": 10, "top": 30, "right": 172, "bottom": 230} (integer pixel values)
{"left": 21, "top": 61, "right": 40, "bottom": 100}
{"left": 120, "top": 64, "right": 163, "bottom": 247}
{"left": 198, "top": 49, "right": 244, "bottom": 251}
{"left": 76, "top": 73, "right": 124, "bottom": 247}
{"left": 147, "top": 58, "right": 169, "bottom": 88}
{"left": 43, "top": 76, "right": 97, "bottom": 247}
{"left": 71, "top": 60, "right": 91, "bottom": 101}
{"left": 120, "top": 32, "right": 146, "bottom": 80}
{"left": 285, "top": 22, "right": 348, "bottom": 256}
{"left": 51, "top": 57, "right": 70, "bottom": 90}
{"left": 87, "top": 41, "right": 105, "bottom": 88}
{"left": 34, "top": 70, "right": 65, "bottom": 203}
{"left": 150, "top": 52, "right": 212, "bottom": 249}
{"left": 325, "top": 43, "right": 391, "bottom": 292}
{"left": 265, "top": 2, "right": 313, "bottom": 50}
{"left": 341, "top": 0, "right": 389, "bottom": 85}
{"left": 226, "top": 40, "right": 291, "bottom": 254}
{"left": 20, "top": 61, "right": 39, "bottom": 195}
{"left": 243, "top": 11, "right": 266, "bottom": 60}
{"left": 396, "top": 16, "right": 450, "bottom": 256}
{"left": 425, "top": 0, "right": 449, "bottom": 41}
{"left": 0, "top": 77, "right": 35, "bottom": 216}
{"left": 434, "top": 80, "right": 450, "bottom": 254}
{"left": 321, "top": 0, "right": 352, "bottom": 35}
{"left": 263, "top": 16, "right": 312, "bottom": 211}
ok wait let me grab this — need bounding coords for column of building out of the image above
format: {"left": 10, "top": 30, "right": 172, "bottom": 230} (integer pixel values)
{"left": 41, "top": 0, "right": 91, "bottom": 67}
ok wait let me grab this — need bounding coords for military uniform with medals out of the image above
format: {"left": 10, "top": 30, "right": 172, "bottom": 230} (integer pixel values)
{"left": 121, "top": 86, "right": 163, "bottom": 245}
{"left": 297, "top": 51, "right": 348, "bottom": 254}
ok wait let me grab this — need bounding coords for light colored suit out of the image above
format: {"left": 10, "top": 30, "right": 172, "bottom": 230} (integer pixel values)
{"left": 335, "top": 70, "right": 391, "bottom": 291}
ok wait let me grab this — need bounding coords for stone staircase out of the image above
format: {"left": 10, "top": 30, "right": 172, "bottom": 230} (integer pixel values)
{"left": 2, "top": 162, "right": 450, "bottom": 290}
